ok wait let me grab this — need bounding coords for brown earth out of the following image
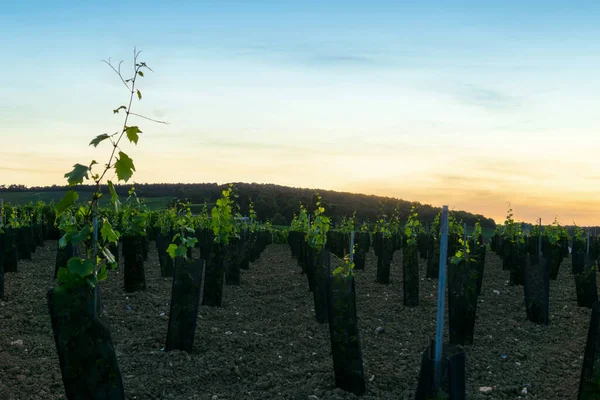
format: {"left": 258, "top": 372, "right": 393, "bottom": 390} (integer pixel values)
{"left": 0, "top": 241, "right": 593, "bottom": 399}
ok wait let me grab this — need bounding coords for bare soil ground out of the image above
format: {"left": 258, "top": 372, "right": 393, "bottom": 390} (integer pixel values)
{"left": 0, "top": 241, "right": 592, "bottom": 399}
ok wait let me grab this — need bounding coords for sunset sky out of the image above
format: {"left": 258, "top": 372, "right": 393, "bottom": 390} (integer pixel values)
{"left": 1, "top": 1, "right": 599, "bottom": 224}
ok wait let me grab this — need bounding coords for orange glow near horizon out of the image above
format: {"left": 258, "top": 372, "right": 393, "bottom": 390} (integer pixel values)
{"left": 1, "top": 136, "right": 599, "bottom": 226}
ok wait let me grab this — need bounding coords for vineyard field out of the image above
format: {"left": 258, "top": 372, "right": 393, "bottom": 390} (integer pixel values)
{"left": 0, "top": 241, "right": 592, "bottom": 399}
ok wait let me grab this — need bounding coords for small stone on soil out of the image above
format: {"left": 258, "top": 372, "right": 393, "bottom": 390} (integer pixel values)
{"left": 375, "top": 326, "right": 384, "bottom": 334}
{"left": 256, "top": 380, "right": 273, "bottom": 389}
{"left": 479, "top": 387, "right": 493, "bottom": 393}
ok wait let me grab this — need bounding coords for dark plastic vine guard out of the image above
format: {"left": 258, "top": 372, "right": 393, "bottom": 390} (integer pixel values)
{"left": 574, "top": 254, "right": 598, "bottom": 309}
{"left": 416, "top": 340, "right": 466, "bottom": 400}
{"left": 524, "top": 233, "right": 550, "bottom": 325}
{"left": 142, "top": 235, "right": 149, "bottom": 261}
{"left": 547, "top": 242, "right": 563, "bottom": 281}
{"left": 313, "top": 248, "right": 329, "bottom": 324}
{"left": 288, "top": 230, "right": 302, "bottom": 258}
{"left": 325, "top": 259, "right": 366, "bottom": 395}
{"left": 17, "top": 226, "right": 32, "bottom": 261}
{"left": 573, "top": 238, "right": 586, "bottom": 274}
{"left": 155, "top": 233, "right": 173, "bottom": 277}
{"left": 34, "top": 223, "right": 44, "bottom": 247}
{"left": 474, "top": 245, "right": 486, "bottom": 297}
{"left": 238, "top": 230, "right": 250, "bottom": 271}
{"left": 3, "top": 228, "right": 18, "bottom": 273}
{"left": 122, "top": 235, "right": 146, "bottom": 293}
{"left": 48, "top": 287, "right": 125, "bottom": 400}
{"left": 448, "top": 258, "right": 479, "bottom": 346}
{"left": 166, "top": 257, "right": 204, "bottom": 353}
{"left": 510, "top": 243, "right": 526, "bottom": 286}
{"left": 224, "top": 238, "right": 242, "bottom": 286}
{"left": 403, "top": 245, "right": 419, "bottom": 307}
{"left": 578, "top": 301, "right": 600, "bottom": 399}
{"left": 353, "top": 231, "right": 370, "bottom": 270}
{"left": 202, "top": 245, "right": 225, "bottom": 307}
{"left": 375, "top": 233, "right": 392, "bottom": 284}
{"left": 426, "top": 237, "right": 439, "bottom": 279}
{"left": 303, "top": 243, "right": 316, "bottom": 293}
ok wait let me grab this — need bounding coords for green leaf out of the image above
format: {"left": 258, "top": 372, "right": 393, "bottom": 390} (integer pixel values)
{"left": 124, "top": 126, "right": 142, "bottom": 145}
{"left": 90, "top": 134, "right": 110, "bottom": 147}
{"left": 64, "top": 163, "right": 90, "bottom": 186}
{"left": 58, "top": 233, "right": 68, "bottom": 248}
{"left": 114, "top": 151, "right": 136, "bottom": 182}
{"left": 113, "top": 105, "right": 127, "bottom": 114}
{"left": 108, "top": 180, "right": 118, "bottom": 203}
{"left": 70, "top": 225, "right": 92, "bottom": 245}
{"left": 67, "top": 257, "right": 95, "bottom": 278}
{"left": 137, "top": 89, "right": 142, "bottom": 100}
{"left": 97, "top": 265, "right": 108, "bottom": 281}
{"left": 56, "top": 190, "right": 79, "bottom": 215}
{"left": 107, "top": 180, "right": 122, "bottom": 212}
{"left": 101, "top": 220, "right": 119, "bottom": 244}
{"left": 184, "top": 237, "right": 198, "bottom": 248}
{"left": 57, "top": 267, "right": 69, "bottom": 285}
{"left": 101, "top": 247, "right": 116, "bottom": 265}
{"left": 138, "top": 71, "right": 144, "bottom": 77}
{"left": 167, "top": 244, "right": 178, "bottom": 259}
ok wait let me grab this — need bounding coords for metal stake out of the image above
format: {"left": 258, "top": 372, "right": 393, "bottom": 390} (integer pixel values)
{"left": 434, "top": 206, "right": 450, "bottom": 390}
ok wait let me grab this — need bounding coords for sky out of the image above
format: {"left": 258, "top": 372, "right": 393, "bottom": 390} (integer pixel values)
{"left": 1, "top": 1, "right": 599, "bottom": 224}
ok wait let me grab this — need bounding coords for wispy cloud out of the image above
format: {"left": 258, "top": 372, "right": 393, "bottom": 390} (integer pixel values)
{"left": 308, "top": 53, "right": 378, "bottom": 66}
{"left": 227, "top": 39, "right": 386, "bottom": 69}
{"left": 451, "top": 83, "right": 521, "bottom": 111}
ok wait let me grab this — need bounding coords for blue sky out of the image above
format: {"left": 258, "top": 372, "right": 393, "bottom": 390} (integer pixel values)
{"left": 1, "top": 1, "right": 599, "bottom": 223}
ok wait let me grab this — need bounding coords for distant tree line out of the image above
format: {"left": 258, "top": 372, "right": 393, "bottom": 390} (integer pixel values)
{"left": 1, "top": 182, "right": 497, "bottom": 229}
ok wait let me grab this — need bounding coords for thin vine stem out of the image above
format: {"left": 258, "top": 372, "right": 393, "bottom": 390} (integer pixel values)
{"left": 85, "top": 49, "right": 144, "bottom": 221}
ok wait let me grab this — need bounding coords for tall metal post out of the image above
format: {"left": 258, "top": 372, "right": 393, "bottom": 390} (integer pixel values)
{"left": 434, "top": 206, "right": 450, "bottom": 389}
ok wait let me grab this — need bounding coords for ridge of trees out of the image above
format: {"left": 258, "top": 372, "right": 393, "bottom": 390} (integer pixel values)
{"left": 0, "top": 182, "right": 496, "bottom": 228}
